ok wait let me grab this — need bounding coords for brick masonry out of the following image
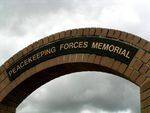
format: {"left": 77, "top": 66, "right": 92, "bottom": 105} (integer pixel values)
{"left": 0, "top": 28, "right": 149, "bottom": 113}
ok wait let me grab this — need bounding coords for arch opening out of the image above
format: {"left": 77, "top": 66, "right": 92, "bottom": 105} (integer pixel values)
{"left": 16, "top": 71, "right": 140, "bottom": 113}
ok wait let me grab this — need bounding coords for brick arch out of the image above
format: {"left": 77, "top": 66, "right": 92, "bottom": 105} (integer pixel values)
{"left": 0, "top": 28, "right": 149, "bottom": 113}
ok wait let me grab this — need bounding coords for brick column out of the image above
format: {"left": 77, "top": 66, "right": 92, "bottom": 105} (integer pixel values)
{"left": 0, "top": 104, "right": 16, "bottom": 113}
{"left": 141, "top": 80, "right": 150, "bottom": 113}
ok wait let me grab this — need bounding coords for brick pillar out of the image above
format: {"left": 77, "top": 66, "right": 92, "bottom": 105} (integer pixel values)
{"left": 141, "top": 80, "right": 150, "bottom": 113}
{"left": 0, "top": 103, "right": 16, "bottom": 113}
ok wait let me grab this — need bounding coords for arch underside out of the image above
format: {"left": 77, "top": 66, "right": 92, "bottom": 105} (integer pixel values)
{"left": 2, "top": 62, "right": 131, "bottom": 107}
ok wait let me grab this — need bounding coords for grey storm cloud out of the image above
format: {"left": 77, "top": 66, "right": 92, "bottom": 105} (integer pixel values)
{"left": 0, "top": 0, "right": 150, "bottom": 39}
{"left": 17, "top": 72, "right": 140, "bottom": 113}
{"left": 0, "top": 0, "right": 76, "bottom": 36}
{"left": 0, "top": 0, "right": 114, "bottom": 37}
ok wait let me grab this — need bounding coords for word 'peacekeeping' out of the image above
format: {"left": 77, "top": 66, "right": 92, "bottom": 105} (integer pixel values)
{"left": 7, "top": 36, "right": 138, "bottom": 80}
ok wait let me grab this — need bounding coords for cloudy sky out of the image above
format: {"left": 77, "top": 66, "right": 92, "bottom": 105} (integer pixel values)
{"left": 0, "top": 0, "right": 150, "bottom": 113}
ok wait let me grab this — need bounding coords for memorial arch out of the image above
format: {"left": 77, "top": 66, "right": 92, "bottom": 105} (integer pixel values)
{"left": 0, "top": 28, "right": 149, "bottom": 113}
